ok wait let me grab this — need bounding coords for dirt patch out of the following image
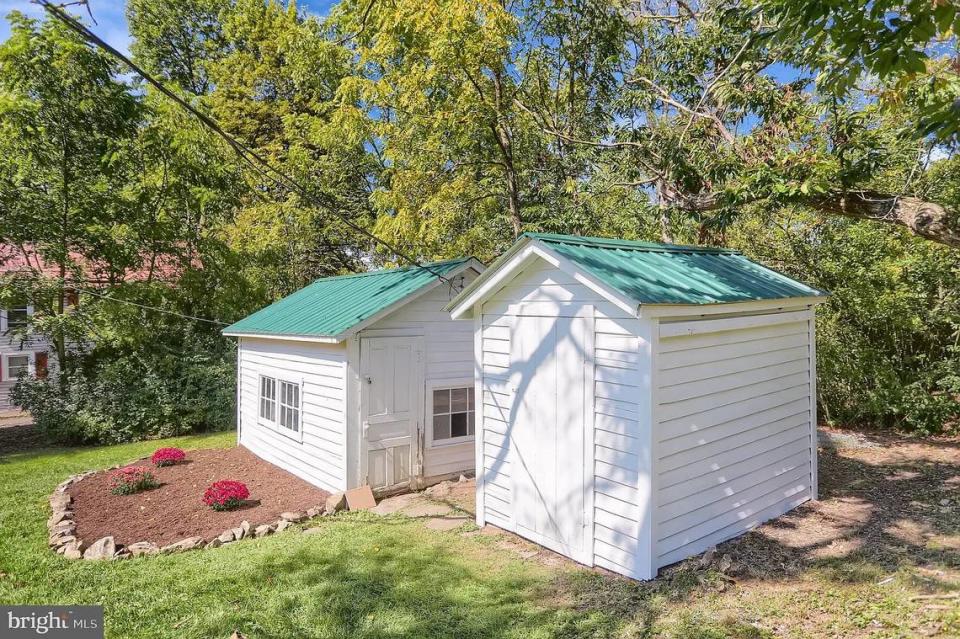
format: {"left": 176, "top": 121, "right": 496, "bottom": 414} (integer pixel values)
{"left": 68, "top": 446, "right": 329, "bottom": 547}
{"left": 701, "top": 430, "right": 960, "bottom": 583}
{"left": 0, "top": 421, "right": 42, "bottom": 455}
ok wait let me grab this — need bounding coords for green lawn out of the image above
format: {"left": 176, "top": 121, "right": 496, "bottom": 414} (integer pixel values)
{"left": 0, "top": 433, "right": 957, "bottom": 638}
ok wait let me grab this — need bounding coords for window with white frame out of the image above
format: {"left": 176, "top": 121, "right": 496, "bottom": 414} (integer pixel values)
{"left": 4, "top": 354, "right": 32, "bottom": 380}
{"left": 2, "top": 304, "right": 30, "bottom": 332}
{"left": 278, "top": 380, "right": 300, "bottom": 432}
{"left": 259, "top": 376, "right": 276, "bottom": 422}
{"left": 432, "top": 387, "right": 475, "bottom": 442}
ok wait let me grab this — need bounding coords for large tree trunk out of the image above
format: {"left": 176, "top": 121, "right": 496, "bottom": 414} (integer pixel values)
{"left": 813, "top": 191, "right": 960, "bottom": 248}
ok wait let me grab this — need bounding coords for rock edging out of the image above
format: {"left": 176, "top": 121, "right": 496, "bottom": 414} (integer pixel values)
{"left": 48, "top": 471, "right": 350, "bottom": 561}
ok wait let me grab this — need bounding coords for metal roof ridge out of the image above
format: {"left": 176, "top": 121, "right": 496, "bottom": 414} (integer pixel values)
{"left": 300, "top": 256, "right": 476, "bottom": 284}
{"left": 523, "top": 232, "right": 741, "bottom": 254}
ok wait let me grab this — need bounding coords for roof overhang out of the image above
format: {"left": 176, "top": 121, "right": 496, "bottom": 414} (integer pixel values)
{"left": 220, "top": 331, "right": 343, "bottom": 344}
{"left": 226, "top": 257, "right": 486, "bottom": 343}
{"left": 445, "top": 236, "right": 829, "bottom": 320}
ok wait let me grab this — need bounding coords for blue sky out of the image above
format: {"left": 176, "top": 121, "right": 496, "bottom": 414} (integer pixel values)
{"left": 0, "top": 0, "right": 339, "bottom": 53}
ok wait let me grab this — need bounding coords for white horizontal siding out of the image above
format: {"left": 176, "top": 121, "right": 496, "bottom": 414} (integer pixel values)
{"left": 476, "top": 257, "right": 650, "bottom": 579}
{"left": 592, "top": 315, "right": 644, "bottom": 573}
{"left": 367, "top": 270, "right": 480, "bottom": 480}
{"left": 0, "top": 333, "right": 61, "bottom": 408}
{"left": 654, "top": 311, "right": 815, "bottom": 569}
{"left": 479, "top": 312, "right": 514, "bottom": 527}
{"left": 238, "top": 337, "right": 348, "bottom": 492}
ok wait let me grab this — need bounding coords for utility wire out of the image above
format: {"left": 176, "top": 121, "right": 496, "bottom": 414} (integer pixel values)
{"left": 35, "top": 0, "right": 452, "bottom": 285}
{"left": 79, "top": 287, "right": 230, "bottom": 326}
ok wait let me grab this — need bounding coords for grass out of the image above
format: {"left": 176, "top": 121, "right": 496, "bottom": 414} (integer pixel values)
{"left": 0, "top": 432, "right": 958, "bottom": 638}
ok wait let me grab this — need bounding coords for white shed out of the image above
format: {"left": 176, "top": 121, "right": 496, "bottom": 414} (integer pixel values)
{"left": 223, "top": 257, "right": 485, "bottom": 494}
{"left": 446, "top": 234, "right": 828, "bottom": 580}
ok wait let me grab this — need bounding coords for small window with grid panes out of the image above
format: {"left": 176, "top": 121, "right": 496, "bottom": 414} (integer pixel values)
{"left": 432, "top": 387, "right": 474, "bottom": 442}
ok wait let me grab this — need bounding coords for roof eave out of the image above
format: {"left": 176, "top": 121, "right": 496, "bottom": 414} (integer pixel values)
{"left": 637, "top": 294, "right": 829, "bottom": 318}
{"left": 222, "top": 331, "right": 343, "bottom": 344}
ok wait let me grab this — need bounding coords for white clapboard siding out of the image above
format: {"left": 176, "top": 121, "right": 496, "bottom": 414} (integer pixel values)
{"left": 0, "top": 332, "right": 60, "bottom": 409}
{"left": 238, "top": 337, "right": 348, "bottom": 492}
{"left": 364, "top": 269, "right": 480, "bottom": 481}
{"left": 477, "top": 257, "right": 649, "bottom": 576}
{"left": 654, "top": 311, "right": 815, "bottom": 569}
{"left": 592, "top": 314, "right": 644, "bottom": 574}
{"left": 479, "top": 307, "right": 515, "bottom": 525}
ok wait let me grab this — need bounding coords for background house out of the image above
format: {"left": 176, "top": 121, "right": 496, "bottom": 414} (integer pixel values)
{"left": 0, "top": 244, "right": 185, "bottom": 409}
{"left": 223, "top": 257, "right": 485, "bottom": 494}
{"left": 448, "top": 233, "right": 828, "bottom": 580}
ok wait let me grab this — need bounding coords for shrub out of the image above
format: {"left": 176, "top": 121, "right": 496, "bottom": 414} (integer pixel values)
{"left": 11, "top": 327, "right": 236, "bottom": 445}
{"left": 203, "top": 480, "right": 249, "bottom": 511}
{"left": 110, "top": 466, "right": 158, "bottom": 495}
{"left": 151, "top": 447, "right": 186, "bottom": 467}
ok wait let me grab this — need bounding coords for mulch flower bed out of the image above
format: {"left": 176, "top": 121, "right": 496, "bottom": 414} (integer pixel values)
{"left": 48, "top": 446, "right": 339, "bottom": 560}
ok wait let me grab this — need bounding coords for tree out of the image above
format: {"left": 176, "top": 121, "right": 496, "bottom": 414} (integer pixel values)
{"left": 759, "top": 0, "right": 960, "bottom": 141}
{"left": 518, "top": 0, "right": 960, "bottom": 247}
{"left": 0, "top": 12, "right": 141, "bottom": 367}
{"left": 127, "top": 0, "right": 233, "bottom": 96}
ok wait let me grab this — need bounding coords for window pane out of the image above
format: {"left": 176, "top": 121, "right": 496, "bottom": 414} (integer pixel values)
{"left": 433, "top": 389, "right": 449, "bottom": 415}
{"left": 468, "top": 387, "right": 475, "bottom": 410}
{"left": 6, "top": 308, "right": 28, "bottom": 328}
{"left": 468, "top": 412, "right": 474, "bottom": 435}
{"left": 8, "top": 355, "right": 29, "bottom": 377}
{"left": 451, "top": 412, "right": 468, "bottom": 438}
{"left": 450, "top": 388, "right": 469, "bottom": 412}
{"left": 433, "top": 414, "right": 450, "bottom": 440}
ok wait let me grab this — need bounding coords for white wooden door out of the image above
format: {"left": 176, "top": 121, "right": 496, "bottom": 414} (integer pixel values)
{"left": 360, "top": 336, "right": 423, "bottom": 490}
{"left": 510, "top": 313, "right": 592, "bottom": 563}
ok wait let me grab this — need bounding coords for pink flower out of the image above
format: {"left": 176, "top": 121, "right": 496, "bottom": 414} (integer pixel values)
{"left": 151, "top": 447, "right": 186, "bottom": 467}
{"left": 203, "top": 480, "right": 250, "bottom": 511}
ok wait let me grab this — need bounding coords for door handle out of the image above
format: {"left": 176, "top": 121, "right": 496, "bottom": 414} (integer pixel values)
{"left": 365, "top": 376, "right": 373, "bottom": 385}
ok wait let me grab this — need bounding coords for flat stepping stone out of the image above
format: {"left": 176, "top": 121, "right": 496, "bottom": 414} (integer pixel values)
{"left": 400, "top": 501, "right": 454, "bottom": 518}
{"left": 370, "top": 493, "right": 419, "bottom": 516}
{"left": 424, "top": 516, "right": 469, "bottom": 531}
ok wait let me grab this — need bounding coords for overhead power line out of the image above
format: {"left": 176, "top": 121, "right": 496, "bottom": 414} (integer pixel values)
{"left": 79, "top": 287, "right": 230, "bottom": 326}
{"left": 34, "top": 0, "right": 452, "bottom": 285}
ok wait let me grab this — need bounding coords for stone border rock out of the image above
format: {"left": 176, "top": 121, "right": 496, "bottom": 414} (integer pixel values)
{"left": 48, "top": 472, "right": 351, "bottom": 561}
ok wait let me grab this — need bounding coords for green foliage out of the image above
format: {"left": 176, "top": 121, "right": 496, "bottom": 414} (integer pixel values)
{"left": 3, "top": 1, "right": 960, "bottom": 436}
{"left": 729, "top": 210, "right": 960, "bottom": 434}
{"left": 761, "top": 0, "right": 960, "bottom": 141}
{"left": 12, "top": 324, "right": 235, "bottom": 445}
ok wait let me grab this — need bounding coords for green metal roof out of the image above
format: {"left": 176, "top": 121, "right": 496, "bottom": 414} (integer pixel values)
{"left": 443, "top": 234, "right": 826, "bottom": 313}
{"left": 526, "top": 233, "right": 827, "bottom": 304}
{"left": 223, "top": 257, "right": 479, "bottom": 339}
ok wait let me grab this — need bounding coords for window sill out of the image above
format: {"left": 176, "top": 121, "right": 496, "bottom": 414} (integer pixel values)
{"left": 428, "top": 435, "right": 475, "bottom": 449}
{"left": 258, "top": 421, "right": 304, "bottom": 444}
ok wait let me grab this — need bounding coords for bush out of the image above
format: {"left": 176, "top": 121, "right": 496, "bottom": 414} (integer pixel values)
{"left": 110, "top": 466, "right": 158, "bottom": 495}
{"left": 151, "top": 447, "right": 186, "bottom": 467}
{"left": 11, "top": 327, "right": 236, "bottom": 445}
{"left": 729, "top": 213, "right": 960, "bottom": 434}
{"left": 202, "top": 480, "right": 249, "bottom": 511}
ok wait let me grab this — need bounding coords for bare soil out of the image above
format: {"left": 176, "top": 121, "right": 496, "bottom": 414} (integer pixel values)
{"left": 0, "top": 411, "right": 41, "bottom": 454}
{"left": 68, "top": 446, "right": 329, "bottom": 547}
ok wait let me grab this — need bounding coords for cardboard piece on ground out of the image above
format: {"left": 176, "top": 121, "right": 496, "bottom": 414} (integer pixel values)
{"left": 345, "top": 486, "right": 376, "bottom": 511}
